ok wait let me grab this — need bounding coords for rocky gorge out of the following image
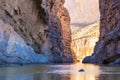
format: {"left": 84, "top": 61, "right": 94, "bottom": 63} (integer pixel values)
{"left": 0, "top": 0, "right": 120, "bottom": 66}
{"left": 64, "top": 0, "right": 100, "bottom": 61}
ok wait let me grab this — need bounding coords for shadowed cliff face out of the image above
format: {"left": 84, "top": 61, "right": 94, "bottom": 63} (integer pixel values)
{"left": 83, "top": 0, "right": 120, "bottom": 65}
{"left": 46, "top": 0, "right": 75, "bottom": 63}
{"left": 0, "top": 0, "right": 74, "bottom": 64}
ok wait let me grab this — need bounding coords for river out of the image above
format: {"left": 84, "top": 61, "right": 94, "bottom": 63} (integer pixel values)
{"left": 0, "top": 63, "right": 120, "bottom": 80}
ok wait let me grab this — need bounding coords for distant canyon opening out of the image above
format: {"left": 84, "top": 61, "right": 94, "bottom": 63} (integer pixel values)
{"left": 64, "top": 0, "right": 100, "bottom": 61}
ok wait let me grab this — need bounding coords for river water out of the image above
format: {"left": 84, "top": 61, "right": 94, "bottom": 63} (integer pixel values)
{"left": 0, "top": 63, "right": 120, "bottom": 80}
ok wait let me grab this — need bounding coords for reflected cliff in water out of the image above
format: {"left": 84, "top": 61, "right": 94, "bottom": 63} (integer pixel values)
{"left": 0, "top": 63, "right": 120, "bottom": 80}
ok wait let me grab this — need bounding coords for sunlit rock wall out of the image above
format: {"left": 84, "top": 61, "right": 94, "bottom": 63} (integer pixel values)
{"left": 71, "top": 22, "right": 99, "bottom": 61}
{"left": 64, "top": 0, "right": 100, "bottom": 61}
{"left": 64, "top": 0, "right": 100, "bottom": 24}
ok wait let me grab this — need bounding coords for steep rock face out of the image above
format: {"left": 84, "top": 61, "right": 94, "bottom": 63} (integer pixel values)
{"left": 83, "top": 0, "right": 120, "bottom": 65}
{"left": 45, "top": 0, "right": 74, "bottom": 62}
{"left": 64, "top": 0, "right": 100, "bottom": 61}
{"left": 71, "top": 22, "right": 99, "bottom": 61}
{"left": 0, "top": 0, "right": 74, "bottom": 64}
{"left": 57, "top": 6, "right": 75, "bottom": 62}
{"left": 64, "top": 0, "right": 100, "bottom": 24}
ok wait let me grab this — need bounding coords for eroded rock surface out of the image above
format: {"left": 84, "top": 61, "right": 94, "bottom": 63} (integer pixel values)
{"left": 0, "top": 0, "right": 74, "bottom": 64}
{"left": 0, "top": 19, "right": 49, "bottom": 64}
{"left": 71, "top": 22, "right": 99, "bottom": 61}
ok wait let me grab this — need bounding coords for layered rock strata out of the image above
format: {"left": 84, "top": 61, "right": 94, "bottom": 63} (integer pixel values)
{"left": 71, "top": 22, "right": 99, "bottom": 61}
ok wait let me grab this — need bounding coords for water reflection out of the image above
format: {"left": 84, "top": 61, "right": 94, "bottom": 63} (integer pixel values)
{"left": 98, "top": 66, "right": 120, "bottom": 80}
{"left": 0, "top": 73, "right": 99, "bottom": 80}
{"left": 0, "top": 63, "right": 120, "bottom": 80}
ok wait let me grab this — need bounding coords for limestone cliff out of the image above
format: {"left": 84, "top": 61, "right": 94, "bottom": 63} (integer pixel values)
{"left": 0, "top": 0, "right": 74, "bottom": 64}
{"left": 71, "top": 22, "right": 99, "bottom": 61}
{"left": 64, "top": 0, "right": 100, "bottom": 61}
{"left": 83, "top": 0, "right": 120, "bottom": 65}
{"left": 64, "top": 0, "right": 100, "bottom": 24}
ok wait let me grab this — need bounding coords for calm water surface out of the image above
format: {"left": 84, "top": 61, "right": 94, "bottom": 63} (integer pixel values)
{"left": 0, "top": 63, "right": 120, "bottom": 80}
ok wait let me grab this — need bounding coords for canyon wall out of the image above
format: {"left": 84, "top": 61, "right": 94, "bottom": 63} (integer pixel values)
{"left": 83, "top": 0, "right": 120, "bottom": 65}
{"left": 71, "top": 22, "right": 99, "bottom": 61}
{"left": 64, "top": 0, "right": 100, "bottom": 61}
{"left": 0, "top": 0, "right": 74, "bottom": 64}
{"left": 64, "top": 0, "right": 100, "bottom": 25}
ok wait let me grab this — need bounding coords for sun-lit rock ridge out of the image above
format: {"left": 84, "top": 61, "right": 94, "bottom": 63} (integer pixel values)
{"left": 71, "top": 22, "right": 99, "bottom": 61}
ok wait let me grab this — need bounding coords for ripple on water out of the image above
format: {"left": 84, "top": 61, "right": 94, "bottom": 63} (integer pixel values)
{"left": 0, "top": 63, "right": 120, "bottom": 80}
